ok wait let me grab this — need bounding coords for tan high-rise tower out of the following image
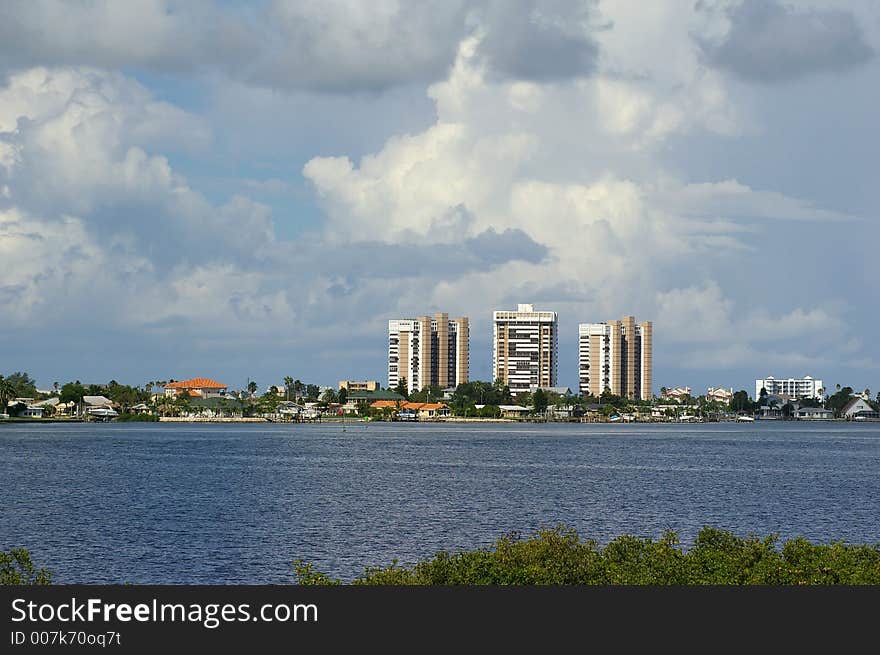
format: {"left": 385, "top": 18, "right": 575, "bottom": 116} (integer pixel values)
{"left": 388, "top": 314, "right": 469, "bottom": 394}
{"left": 578, "top": 316, "right": 652, "bottom": 400}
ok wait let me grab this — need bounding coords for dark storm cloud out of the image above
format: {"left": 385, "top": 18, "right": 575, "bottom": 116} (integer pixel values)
{"left": 697, "top": 0, "right": 874, "bottom": 82}
{"left": 475, "top": 0, "right": 602, "bottom": 81}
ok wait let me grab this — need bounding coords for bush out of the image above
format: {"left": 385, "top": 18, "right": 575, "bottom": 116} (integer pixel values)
{"left": 1, "top": 548, "right": 51, "bottom": 585}
{"left": 293, "top": 525, "right": 880, "bottom": 585}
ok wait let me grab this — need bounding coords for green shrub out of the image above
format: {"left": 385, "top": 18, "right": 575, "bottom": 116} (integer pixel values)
{"left": 293, "top": 525, "right": 880, "bottom": 586}
{"left": 1, "top": 548, "right": 51, "bottom": 585}
{"left": 116, "top": 413, "right": 159, "bottom": 422}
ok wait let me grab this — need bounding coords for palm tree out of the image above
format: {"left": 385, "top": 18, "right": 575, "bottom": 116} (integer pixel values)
{"left": 0, "top": 376, "right": 15, "bottom": 414}
{"left": 284, "top": 376, "right": 294, "bottom": 402}
{"left": 174, "top": 393, "right": 192, "bottom": 418}
{"left": 247, "top": 381, "right": 258, "bottom": 397}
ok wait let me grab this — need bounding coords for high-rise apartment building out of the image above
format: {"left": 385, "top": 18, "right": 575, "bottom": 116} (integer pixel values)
{"left": 388, "top": 313, "right": 469, "bottom": 394}
{"left": 493, "top": 304, "right": 558, "bottom": 395}
{"left": 578, "top": 316, "right": 653, "bottom": 401}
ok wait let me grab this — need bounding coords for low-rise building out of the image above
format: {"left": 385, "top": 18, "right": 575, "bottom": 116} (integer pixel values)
{"left": 339, "top": 380, "right": 381, "bottom": 392}
{"left": 21, "top": 405, "right": 44, "bottom": 418}
{"left": 164, "top": 378, "right": 228, "bottom": 398}
{"left": 706, "top": 387, "right": 733, "bottom": 403}
{"left": 349, "top": 390, "right": 405, "bottom": 408}
{"left": 369, "top": 400, "right": 451, "bottom": 419}
{"left": 841, "top": 397, "right": 879, "bottom": 420}
{"left": 497, "top": 404, "right": 530, "bottom": 418}
{"left": 661, "top": 386, "right": 692, "bottom": 401}
{"left": 794, "top": 406, "right": 833, "bottom": 420}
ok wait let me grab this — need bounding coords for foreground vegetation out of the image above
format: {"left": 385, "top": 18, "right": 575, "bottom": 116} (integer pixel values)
{"left": 294, "top": 525, "right": 880, "bottom": 585}
{"left": 0, "top": 548, "right": 51, "bottom": 585}
{"left": 6, "top": 525, "right": 880, "bottom": 586}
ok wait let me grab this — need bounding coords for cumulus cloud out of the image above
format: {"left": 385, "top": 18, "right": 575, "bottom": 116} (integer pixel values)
{"left": 0, "top": 0, "right": 472, "bottom": 92}
{"left": 655, "top": 280, "right": 851, "bottom": 372}
{"left": 0, "top": 64, "right": 547, "bottom": 374}
{"left": 0, "top": 0, "right": 615, "bottom": 93}
{"left": 302, "top": 4, "right": 873, "bottom": 386}
{"left": 473, "top": 0, "right": 603, "bottom": 81}
{"left": 0, "top": 3, "right": 876, "bottom": 391}
{"left": 696, "top": 0, "right": 875, "bottom": 82}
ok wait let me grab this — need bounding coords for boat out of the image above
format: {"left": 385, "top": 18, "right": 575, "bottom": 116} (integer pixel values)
{"left": 87, "top": 407, "right": 119, "bottom": 422}
{"left": 608, "top": 415, "right": 622, "bottom": 422}
{"left": 735, "top": 415, "right": 755, "bottom": 422}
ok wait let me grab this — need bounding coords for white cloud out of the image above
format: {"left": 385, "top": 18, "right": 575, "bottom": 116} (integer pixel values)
{"left": 302, "top": 10, "right": 871, "bottom": 382}
{"left": 0, "top": 3, "right": 876, "bottom": 390}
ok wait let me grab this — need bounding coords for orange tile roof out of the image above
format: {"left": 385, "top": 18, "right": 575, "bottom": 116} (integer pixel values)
{"left": 165, "top": 378, "right": 227, "bottom": 389}
{"left": 371, "top": 400, "right": 403, "bottom": 409}
{"left": 370, "top": 401, "right": 448, "bottom": 411}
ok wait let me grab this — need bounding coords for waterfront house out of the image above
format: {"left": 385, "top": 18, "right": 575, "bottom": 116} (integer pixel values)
{"left": 662, "top": 386, "right": 692, "bottom": 401}
{"left": 277, "top": 401, "right": 303, "bottom": 419}
{"left": 164, "top": 378, "right": 228, "bottom": 398}
{"left": 414, "top": 403, "right": 450, "bottom": 419}
{"left": 369, "top": 400, "right": 450, "bottom": 420}
{"left": 757, "top": 405, "right": 783, "bottom": 419}
{"left": 349, "top": 389, "right": 405, "bottom": 410}
{"left": 794, "top": 406, "right": 833, "bottom": 420}
{"left": 21, "top": 405, "right": 44, "bottom": 418}
{"left": 497, "top": 405, "right": 530, "bottom": 418}
{"left": 841, "top": 397, "right": 879, "bottom": 420}
{"left": 706, "top": 387, "right": 734, "bottom": 404}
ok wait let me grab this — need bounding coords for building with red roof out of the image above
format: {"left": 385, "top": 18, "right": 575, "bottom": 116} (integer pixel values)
{"left": 164, "top": 378, "right": 228, "bottom": 398}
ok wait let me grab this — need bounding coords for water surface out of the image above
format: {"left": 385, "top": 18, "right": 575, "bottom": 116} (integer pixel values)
{"left": 2, "top": 421, "right": 878, "bottom": 583}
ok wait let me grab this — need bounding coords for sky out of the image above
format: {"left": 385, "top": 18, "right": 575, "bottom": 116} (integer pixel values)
{"left": 0, "top": 0, "right": 877, "bottom": 396}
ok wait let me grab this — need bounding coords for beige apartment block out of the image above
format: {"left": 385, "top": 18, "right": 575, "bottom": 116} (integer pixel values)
{"left": 388, "top": 313, "right": 469, "bottom": 394}
{"left": 579, "top": 316, "right": 653, "bottom": 401}
{"left": 493, "top": 304, "right": 558, "bottom": 396}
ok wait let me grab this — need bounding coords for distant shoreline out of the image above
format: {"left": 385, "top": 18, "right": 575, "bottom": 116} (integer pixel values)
{"left": 2, "top": 416, "right": 875, "bottom": 425}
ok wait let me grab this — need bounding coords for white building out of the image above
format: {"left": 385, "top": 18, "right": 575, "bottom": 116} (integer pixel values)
{"left": 706, "top": 387, "right": 734, "bottom": 403}
{"left": 388, "top": 313, "right": 469, "bottom": 395}
{"left": 662, "top": 386, "right": 692, "bottom": 401}
{"left": 841, "top": 397, "right": 879, "bottom": 420}
{"left": 579, "top": 316, "right": 653, "bottom": 401}
{"left": 755, "top": 376, "right": 823, "bottom": 400}
{"left": 493, "top": 304, "right": 558, "bottom": 395}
